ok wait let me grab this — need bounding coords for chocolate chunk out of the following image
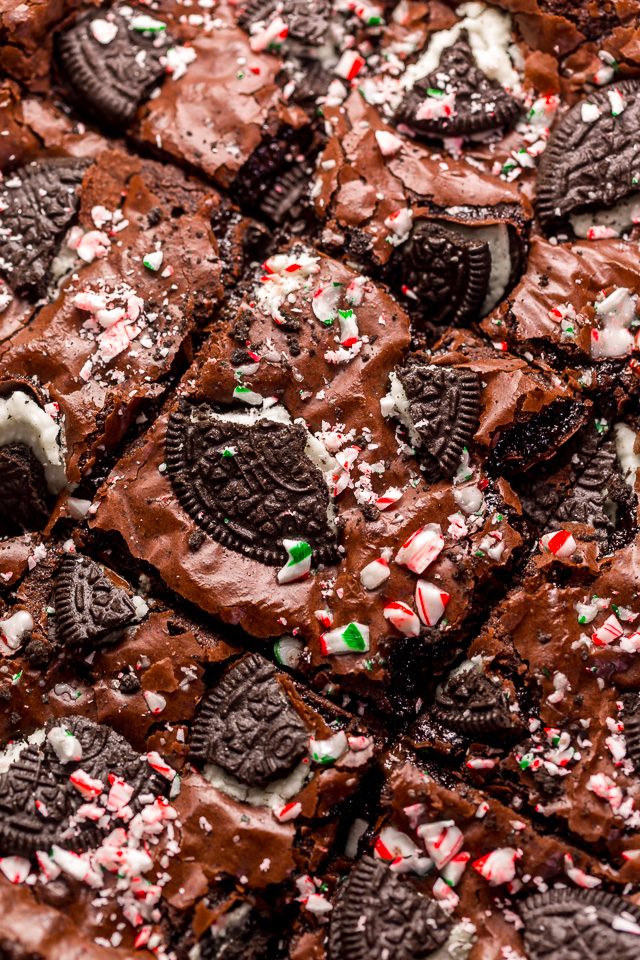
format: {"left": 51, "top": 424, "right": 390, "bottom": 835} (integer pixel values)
{"left": 536, "top": 0, "right": 621, "bottom": 40}
{"left": 0, "top": 159, "right": 89, "bottom": 296}
{"left": 189, "top": 654, "right": 308, "bottom": 786}
{"left": 537, "top": 81, "right": 640, "bottom": 231}
{"left": 328, "top": 857, "right": 452, "bottom": 960}
{"left": 55, "top": 8, "right": 173, "bottom": 128}
{"left": 520, "top": 888, "right": 640, "bottom": 960}
{"left": 0, "top": 717, "right": 163, "bottom": 857}
{"left": 402, "top": 221, "right": 491, "bottom": 326}
{"left": 433, "top": 670, "right": 513, "bottom": 738}
{"left": 0, "top": 443, "right": 53, "bottom": 530}
{"left": 396, "top": 362, "right": 481, "bottom": 477}
{"left": 165, "top": 404, "right": 339, "bottom": 566}
{"left": 54, "top": 555, "right": 137, "bottom": 649}
{"left": 395, "top": 31, "right": 521, "bottom": 140}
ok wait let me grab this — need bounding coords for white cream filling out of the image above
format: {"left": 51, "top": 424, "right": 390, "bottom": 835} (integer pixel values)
{"left": 385, "top": 372, "right": 421, "bottom": 449}
{"left": 0, "top": 610, "right": 34, "bottom": 655}
{"left": 614, "top": 423, "right": 640, "bottom": 490}
{"left": 430, "top": 920, "right": 476, "bottom": 959}
{"left": 0, "top": 728, "right": 45, "bottom": 774}
{"left": 570, "top": 192, "right": 640, "bottom": 239}
{"left": 202, "top": 757, "right": 312, "bottom": 808}
{"left": 0, "top": 391, "right": 65, "bottom": 492}
{"left": 439, "top": 220, "right": 511, "bottom": 315}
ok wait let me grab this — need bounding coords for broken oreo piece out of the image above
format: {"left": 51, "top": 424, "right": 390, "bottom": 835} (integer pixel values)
{"left": 165, "top": 404, "right": 339, "bottom": 566}
{"left": 260, "top": 165, "right": 312, "bottom": 225}
{"left": 328, "top": 856, "right": 452, "bottom": 960}
{"left": 395, "top": 362, "right": 481, "bottom": 478}
{"left": 395, "top": 31, "right": 521, "bottom": 140}
{"left": 402, "top": 221, "right": 491, "bottom": 326}
{"left": 55, "top": 8, "right": 173, "bottom": 128}
{"left": 520, "top": 888, "right": 640, "bottom": 960}
{"left": 54, "top": 555, "right": 137, "bottom": 649}
{"left": 0, "top": 158, "right": 90, "bottom": 297}
{"left": 0, "top": 442, "right": 53, "bottom": 530}
{"left": 433, "top": 670, "right": 513, "bottom": 738}
{"left": 188, "top": 653, "right": 309, "bottom": 786}
{"left": 537, "top": 81, "right": 640, "bottom": 233}
{"left": 237, "top": 0, "right": 331, "bottom": 45}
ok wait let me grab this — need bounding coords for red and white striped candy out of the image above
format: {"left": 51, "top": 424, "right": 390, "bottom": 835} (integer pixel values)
{"left": 620, "top": 631, "right": 640, "bottom": 653}
{"left": 592, "top": 614, "right": 623, "bottom": 646}
{"left": 360, "top": 558, "right": 390, "bottom": 590}
{"left": 564, "top": 853, "right": 601, "bottom": 888}
{"left": 540, "top": 530, "right": 576, "bottom": 558}
{"left": 0, "top": 856, "right": 30, "bottom": 883}
{"left": 375, "top": 130, "right": 403, "bottom": 157}
{"left": 441, "top": 851, "right": 470, "bottom": 886}
{"left": 415, "top": 580, "right": 450, "bottom": 626}
{"left": 69, "top": 769, "right": 104, "bottom": 799}
{"left": 273, "top": 802, "right": 302, "bottom": 823}
{"left": 335, "top": 50, "right": 365, "bottom": 81}
{"left": 396, "top": 523, "right": 443, "bottom": 574}
{"left": 432, "top": 876, "right": 459, "bottom": 910}
{"left": 418, "top": 821, "right": 463, "bottom": 869}
{"left": 472, "top": 847, "right": 520, "bottom": 885}
{"left": 374, "top": 827, "right": 419, "bottom": 862}
{"left": 147, "top": 751, "right": 176, "bottom": 780}
{"left": 314, "top": 609, "right": 333, "bottom": 628}
{"left": 375, "top": 486, "right": 402, "bottom": 510}
{"left": 249, "top": 15, "right": 288, "bottom": 52}
{"left": 383, "top": 600, "right": 420, "bottom": 637}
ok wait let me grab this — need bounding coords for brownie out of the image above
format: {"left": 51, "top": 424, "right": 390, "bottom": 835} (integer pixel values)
{"left": 1, "top": 0, "right": 640, "bottom": 957}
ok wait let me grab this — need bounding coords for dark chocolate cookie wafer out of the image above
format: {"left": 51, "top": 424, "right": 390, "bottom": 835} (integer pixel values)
{"left": 537, "top": 80, "right": 640, "bottom": 232}
{"left": 54, "top": 555, "right": 137, "bottom": 649}
{"left": 55, "top": 7, "right": 173, "bottom": 128}
{"left": 402, "top": 221, "right": 492, "bottom": 326}
{"left": 189, "top": 653, "right": 308, "bottom": 786}
{"left": 520, "top": 888, "right": 640, "bottom": 959}
{"left": 0, "top": 443, "right": 52, "bottom": 530}
{"left": 395, "top": 360, "right": 481, "bottom": 477}
{"left": 328, "top": 856, "right": 452, "bottom": 960}
{"left": 395, "top": 31, "right": 521, "bottom": 140}
{"left": 433, "top": 669, "right": 514, "bottom": 738}
{"left": 237, "top": 0, "right": 331, "bottom": 45}
{"left": 0, "top": 158, "right": 90, "bottom": 296}
{"left": 165, "top": 403, "right": 339, "bottom": 566}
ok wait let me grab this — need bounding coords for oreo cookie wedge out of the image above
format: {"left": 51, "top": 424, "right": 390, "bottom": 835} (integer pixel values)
{"left": 0, "top": 158, "right": 90, "bottom": 297}
{"left": 189, "top": 653, "right": 309, "bottom": 786}
{"left": 328, "top": 856, "right": 452, "bottom": 960}
{"left": 0, "top": 443, "right": 52, "bottom": 530}
{"left": 387, "top": 359, "right": 481, "bottom": 478}
{"left": 396, "top": 30, "right": 521, "bottom": 141}
{"left": 520, "top": 888, "right": 640, "bottom": 960}
{"left": 433, "top": 668, "right": 514, "bottom": 739}
{"left": 55, "top": 7, "right": 173, "bottom": 128}
{"left": 54, "top": 555, "right": 137, "bottom": 649}
{"left": 537, "top": 81, "right": 640, "bottom": 235}
{"left": 165, "top": 402, "right": 339, "bottom": 566}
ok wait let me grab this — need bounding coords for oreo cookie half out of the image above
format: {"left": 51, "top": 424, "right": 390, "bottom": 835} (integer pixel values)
{"left": 0, "top": 443, "right": 53, "bottom": 530}
{"left": 433, "top": 670, "right": 513, "bottom": 738}
{"left": 0, "top": 158, "right": 90, "bottom": 297}
{"left": 520, "top": 888, "right": 640, "bottom": 960}
{"left": 165, "top": 404, "right": 339, "bottom": 566}
{"left": 189, "top": 654, "right": 309, "bottom": 786}
{"left": 237, "top": 0, "right": 331, "bottom": 46}
{"left": 395, "top": 31, "right": 521, "bottom": 140}
{"left": 402, "top": 221, "right": 491, "bottom": 326}
{"left": 394, "top": 362, "right": 481, "bottom": 478}
{"left": 328, "top": 857, "right": 452, "bottom": 960}
{"left": 54, "top": 555, "right": 137, "bottom": 649}
{"left": 537, "top": 80, "right": 640, "bottom": 232}
{"left": 56, "top": 8, "right": 173, "bottom": 128}
{"left": 0, "top": 717, "right": 163, "bottom": 858}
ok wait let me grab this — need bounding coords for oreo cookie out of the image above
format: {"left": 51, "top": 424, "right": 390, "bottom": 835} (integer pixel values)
{"left": 0, "top": 443, "right": 52, "bottom": 530}
{"left": 433, "top": 670, "right": 513, "bottom": 738}
{"left": 0, "top": 158, "right": 90, "bottom": 296}
{"left": 537, "top": 81, "right": 640, "bottom": 231}
{"left": 165, "top": 404, "right": 339, "bottom": 566}
{"left": 402, "top": 221, "right": 491, "bottom": 326}
{"left": 260, "top": 165, "right": 312, "bottom": 225}
{"left": 552, "top": 438, "right": 618, "bottom": 543}
{"left": 395, "top": 361, "right": 481, "bottom": 478}
{"left": 237, "top": 0, "right": 331, "bottom": 45}
{"left": 0, "top": 717, "right": 163, "bottom": 858}
{"left": 520, "top": 888, "right": 640, "bottom": 960}
{"left": 189, "top": 653, "right": 308, "bottom": 786}
{"left": 54, "top": 555, "right": 137, "bottom": 649}
{"left": 328, "top": 857, "right": 452, "bottom": 960}
{"left": 55, "top": 8, "right": 173, "bottom": 128}
{"left": 395, "top": 31, "right": 521, "bottom": 140}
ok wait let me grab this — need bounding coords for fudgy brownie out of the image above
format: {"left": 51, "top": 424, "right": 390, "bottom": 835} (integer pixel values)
{"left": 1, "top": 1, "right": 640, "bottom": 959}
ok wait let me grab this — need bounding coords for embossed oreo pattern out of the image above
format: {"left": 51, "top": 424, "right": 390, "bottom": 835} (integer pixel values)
{"left": 55, "top": 555, "right": 137, "bottom": 649}
{"left": 189, "top": 653, "right": 309, "bottom": 786}
{"left": 396, "top": 31, "right": 521, "bottom": 139}
{"left": 537, "top": 80, "right": 640, "bottom": 230}
{"left": 0, "top": 158, "right": 89, "bottom": 296}
{"left": 520, "top": 889, "right": 640, "bottom": 960}
{"left": 328, "top": 857, "right": 451, "bottom": 960}
{"left": 402, "top": 221, "right": 492, "bottom": 326}
{"left": 56, "top": 9, "right": 173, "bottom": 127}
{"left": 397, "top": 362, "right": 481, "bottom": 478}
{"left": 165, "top": 405, "right": 339, "bottom": 566}
{"left": 433, "top": 670, "right": 513, "bottom": 738}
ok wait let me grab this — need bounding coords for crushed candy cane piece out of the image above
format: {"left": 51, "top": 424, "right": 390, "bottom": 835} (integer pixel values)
{"left": 310, "top": 730, "right": 348, "bottom": 764}
{"left": 396, "top": 523, "right": 444, "bottom": 574}
{"left": 540, "top": 530, "right": 576, "bottom": 558}
{"left": 418, "top": 821, "right": 464, "bottom": 869}
{"left": 472, "top": 848, "right": 520, "bottom": 885}
{"left": 320, "top": 622, "right": 369, "bottom": 655}
{"left": 592, "top": 614, "right": 623, "bottom": 646}
{"left": 277, "top": 540, "right": 312, "bottom": 584}
{"left": 415, "top": 580, "right": 449, "bottom": 627}
{"left": 383, "top": 600, "right": 420, "bottom": 637}
{"left": 273, "top": 801, "right": 302, "bottom": 822}
{"left": 360, "top": 558, "right": 390, "bottom": 590}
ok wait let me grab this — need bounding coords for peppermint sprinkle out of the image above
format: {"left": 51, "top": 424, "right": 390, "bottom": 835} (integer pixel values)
{"left": 277, "top": 540, "right": 312, "bottom": 584}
